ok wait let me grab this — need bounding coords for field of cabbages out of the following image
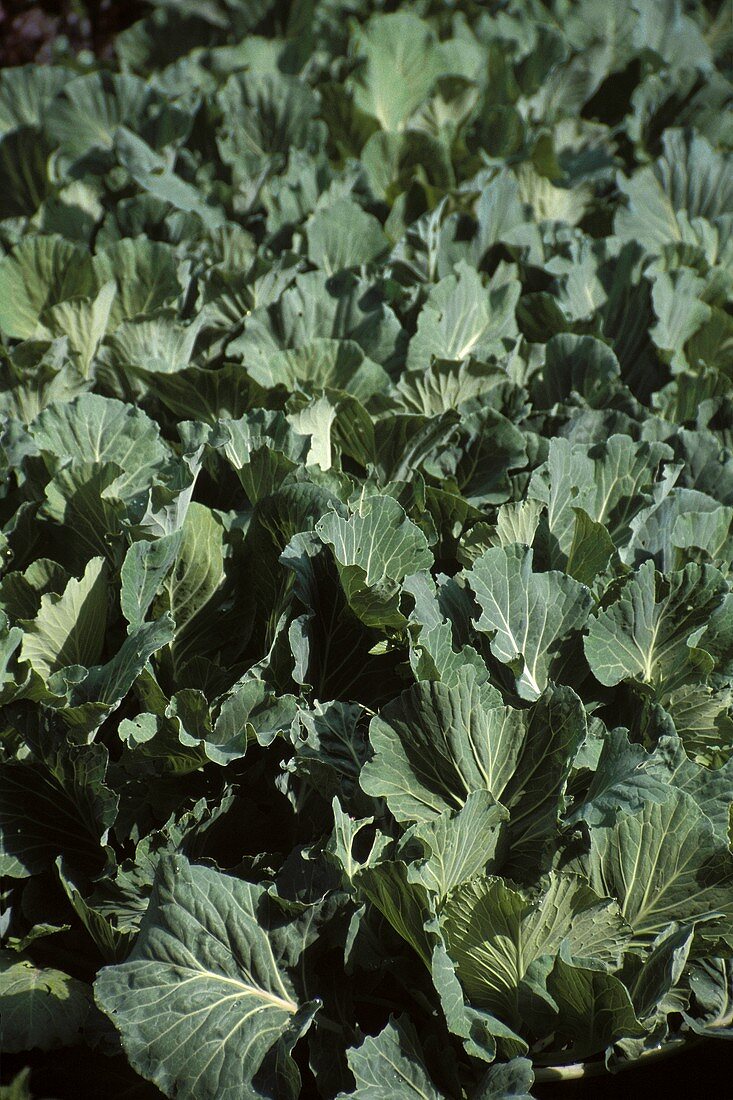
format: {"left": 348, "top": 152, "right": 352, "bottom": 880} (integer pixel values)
{"left": 1, "top": 1, "right": 732, "bottom": 1097}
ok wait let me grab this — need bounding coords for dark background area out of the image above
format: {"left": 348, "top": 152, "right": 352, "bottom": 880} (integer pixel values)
{"left": 533, "top": 1040, "right": 733, "bottom": 1098}
{"left": 0, "top": 0, "right": 142, "bottom": 65}
{"left": 2, "top": 1033, "right": 732, "bottom": 1098}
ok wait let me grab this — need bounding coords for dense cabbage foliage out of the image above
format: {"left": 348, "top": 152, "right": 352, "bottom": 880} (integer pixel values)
{"left": 1, "top": 1, "right": 732, "bottom": 1096}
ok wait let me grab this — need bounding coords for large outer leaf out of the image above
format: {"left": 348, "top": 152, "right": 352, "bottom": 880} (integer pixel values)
{"left": 628, "top": 924, "right": 694, "bottom": 1022}
{"left": 569, "top": 727, "right": 672, "bottom": 827}
{"left": 152, "top": 502, "right": 224, "bottom": 646}
{"left": 439, "top": 406, "right": 528, "bottom": 507}
{"left": 565, "top": 509, "right": 615, "bottom": 585}
{"left": 407, "top": 262, "right": 520, "bottom": 370}
{"left": 232, "top": 270, "right": 401, "bottom": 375}
{"left": 81, "top": 614, "right": 175, "bottom": 707}
{"left": 38, "top": 280, "right": 116, "bottom": 376}
{"left": 533, "top": 333, "right": 621, "bottom": 409}
{"left": 362, "top": 676, "right": 584, "bottom": 859}
{"left": 403, "top": 570, "right": 489, "bottom": 689}
{"left": 685, "top": 958, "right": 733, "bottom": 1038}
{"left": 30, "top": 392, "right": 169, "bottom": 500}
{"left": 316, "top": 495, "right": 432, "bottom": 629}
{"left": 546, "top": 958, "right": 645, "bottom": 1061}
{"left": 0, "top": 235, "right": 93, "bottom": 340}
{"left": 469, "top": 545, "right": 593, "bottom": 700}
{"left": 528, "top": 435, "right": 671, "bottom": 564}
{"left": 95, "top": 856, "right": 318, "bottom": 1100}
{"left": 441, "top": 873, "right": 630, "bottom": 1029}
{"left": 91, "top": 239, "right": 183, "bottom": 328}
{"left": 120, "top": 532, "right": 182, "bottom": 630}
{"left": 580, "top": 789, "right": 733, "bottom": 945}
{"left": 500, "top": 685, "right": 586, "bottom": 871}
{"left": 473, "top": 1058, "right": 535, "bottom": 1100}
{"left": 19, "top": 556, "right": 107, "bottom": 677}
{"left": 584, "top": 560, "right": 728, "bottom": 694}
{"left": 208, "top": 411, "right": 310, "bottom": 504}
{"left": 360, "top": 673, "right": 525, "bottom": 822}
{"left": 290, "top": 700, "right": 368, "bottom": 799}
{"left": 281, "top": 531, "right": 402, "bottom": 706}
{"left": 107, "top": 311, "right": 205, "bottom": 375}
{"left": 431, "top": 943, "right": 527, "bottom": 1064}
{"left": 38, "top": 463, "right": 128, "bottom": 567}
{"left": 651, "top": 733, "right": 733, "bottom": 841}
{"left": 0, "top": 741, "right": 117, "bottom": 879}
{"left": 0, "top": 66, "right": 72, "bottom": 135}
{"left": 624, "top": 486, "right": 731, "bottom": 574}
{"left": 649, "top": 267, "right": 711, "bottom": 372}
{"left": 355, "top": 861, "right": 434, "bottom": 966}
{"left": 0, "top": 952, "right": 91, "bottom": 1052}
{"left": 217, "top": 71, "right": 321, "bottom": 181}
{"left": 115, "top": 128, "right": 225, "bottom": 230}
{"left": 351, "top": 13, "right": 448, "bottom": 132}
{"left": 340, "top": 1015, "right": 441, "bottom": 1099}
{"left": 307, "top": 199, "right": 387, "bottom": 275}
{"left": 45, "top": 71, "right": 173, "bottom": 162}
{"left": 175, "top": 678, "right": 297, "bottom": 766}
{"left": 407, "top": 790, "right": 508, "bottom": 901}
{"left": 615, "top": 130, "right": 733, "bottom": 252}
{"left": 373, "top": 411, "right": 459, "bottom": 485}
{"left": 246, "top": 338, "right": 391, "bottom": 402}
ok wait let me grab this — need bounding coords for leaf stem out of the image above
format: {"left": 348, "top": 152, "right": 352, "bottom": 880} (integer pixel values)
{"left": 534, "top": 1017, "right": 733, "bottom": 1084}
